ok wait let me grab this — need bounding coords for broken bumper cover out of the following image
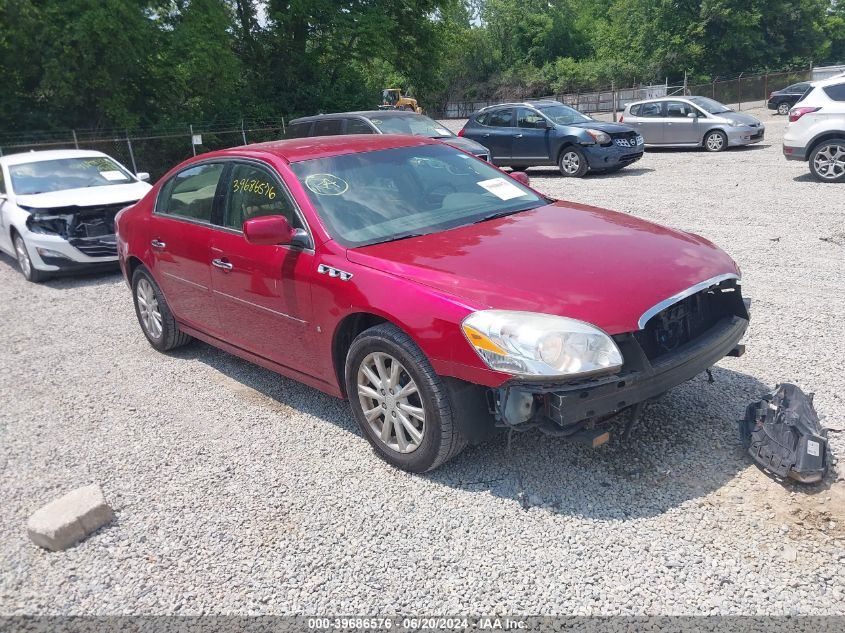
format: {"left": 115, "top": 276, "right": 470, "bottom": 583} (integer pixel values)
{"left": 496, "top": 315, "right": 748, "bottom": 430}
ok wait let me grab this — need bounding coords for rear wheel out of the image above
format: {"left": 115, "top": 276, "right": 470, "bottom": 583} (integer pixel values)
{"left": 344, "top": 323, "right": 465, "bottom": 472}
{"left": 809, "top": 140, "right": 845, "bottom": 183}
{"left": 131, "top": 266, "right": 192, "bottom": 351}
{"left": 509, "top": 165, "right": 529, "bottom": 172}
{"left": 13, "top": 233, "right": 49, "bottom": 283}
{"left": 703, "top": 130, "right": 727, "bottom": 152}
{"left": 777, "top": 102, "right": 791, "bottom": 116}
{"left": 558, "top": 147, "right": 589, "bottom": 177}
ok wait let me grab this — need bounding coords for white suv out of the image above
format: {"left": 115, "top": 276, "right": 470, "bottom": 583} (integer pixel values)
{"left": 783, "top": 75, "right": 845, "bottom": 182}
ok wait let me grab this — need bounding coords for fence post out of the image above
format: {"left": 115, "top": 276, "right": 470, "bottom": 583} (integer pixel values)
{"left": 763, "top": 73, "right": 768, "bottom": 102}
{"left": 281, "top": 117, "right": 286, "bottom": 136}
{"left": 712, "top": 80, "right": 716, "bottom": 99}
{"left": 126, "top": 131, "right": 138, "bottom": 174}
{"left": 611, "top": 82, "right": 617, "bottom": 121}
{"left": 241, "top": 119, "right": 247, "bottom": 145}
{"left": 72, "top": 129, "right": 79, "bottom": 149}
{"left": 189, "top": 124, "right": 196, "bottom": 157}
{"left": 738, "top": 73, "right": 743, "bottom": 110}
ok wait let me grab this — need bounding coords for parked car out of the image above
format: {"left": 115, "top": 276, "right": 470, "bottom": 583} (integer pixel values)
{"left": 783, "top": 75, "right": 845, "bottom": 182}
{"left": 116, "top": 135, "right": 749, "bottom": 472}
{"left": 767, "top": 82, "right": 812, "bottom": 115}
{"left": 287, "top": 111, "right": 491, "bottom": 162}
{"left": 0, "top": 149, "right": 151, "bottom": 282}
{"left": 621, "top": 97, "right": 765, "bottom": 151}
{"left": 459, "top": 100, "right": 643, "bottom": 177}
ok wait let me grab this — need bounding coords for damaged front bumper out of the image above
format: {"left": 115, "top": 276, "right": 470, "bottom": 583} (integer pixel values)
{"left": 491, "top": 280, "right": 750, "bottom": 437}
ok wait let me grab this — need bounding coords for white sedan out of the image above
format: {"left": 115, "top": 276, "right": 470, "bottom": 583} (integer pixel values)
{"left": 0, "top": 149, "right": 152, "bottom": 282}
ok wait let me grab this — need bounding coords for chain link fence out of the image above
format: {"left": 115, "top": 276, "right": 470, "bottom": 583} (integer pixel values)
{"left": 0, "top": 118, "right": 287, "bottom": 181}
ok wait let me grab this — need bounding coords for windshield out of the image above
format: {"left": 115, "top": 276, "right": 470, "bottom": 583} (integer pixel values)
{"left": 9, "top": 156, "right": 134, "bottom": 195}
{"left": 687, "top": 97, "right": 732, "bottom": 114}
{"left": 290, "top": 144, "right": 545, "bottom": 248}
{"left": 537, "top": 104, "right": 591, "bottom": 125}
{"left": 368, "top": 114, "right": 453, "bottom": 138}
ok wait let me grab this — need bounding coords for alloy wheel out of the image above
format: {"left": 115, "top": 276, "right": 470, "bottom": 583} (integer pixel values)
{"left": 812, "top": 143, "right": 845, "bottom": 181}
{"left": 560, "top": 151, "right": 581, "bottom": 174}
{"left": 136, "top": 278, "right": 163, "bottom": 340}
{"left": 14, "top": 236, "right": 31, "bottom": 278}
{"left": 357, "top": 351, "right": 425, "bottom": 454}
{"left": 778, "top": 103, "right": 790, "bottom": 116}
{"left": 706, "top": 133, "right": 725, "bottom": 151}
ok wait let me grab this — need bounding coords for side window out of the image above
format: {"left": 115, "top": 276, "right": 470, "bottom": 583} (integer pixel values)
{"left": 157, "top": 163, "right": 224, "bottom": 222}
{"left": 475, "top": 112, "right": 489, "bottom": 126}
{"left": 665, "top": 101, "right": 694, "bottom": 118}
{"left": 516, "top": 108, "right": 546, "bottom": 128}
{"left": 487, "top": 109, "right": 514, "bottom": 127}
{"left": 640, "top": 102, "right": 664, "bottom": 117}
{"left": 791, "top": 83, "right": 810, "bottom": 94}
{"left": 347, "top": 118, "right": 375, "bottom": 134}
{"left": 287, "top": 122, "right": 311, "bottom": 138}
{"left": 223, "top": 163, "right": 304, "bottom": 233}
{"left": 314, "top": 119, "right": 344, "bottom": 136}
{"left": 628, "top": 104, "right": 642, "bottom": 116}
{"left": 823, "top": 83, "right": 845, "bottom": 102}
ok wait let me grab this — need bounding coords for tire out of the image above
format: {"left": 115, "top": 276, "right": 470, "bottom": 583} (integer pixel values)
{"left": 777, "top": 102, "right": 791, "bottom": 116}
{"left": 13, "top": 232, "right": 49, "bottom": 283}
{"left": 344, "top": 323, "right": 466, "bottom": 472}
{"left": 131, "top": 265, "right": 192, "bottom": 352}
{"left": 703, "top": 129, "right": 728, "bottom": 152}
{"left": 558, "top": 146, "right": 589, "bottom": 177}
{"left": 509, "top": 165, "right": 529, "bottom": 172}
{"left": 808, "top": 139, "right": 845, "bottom": 183}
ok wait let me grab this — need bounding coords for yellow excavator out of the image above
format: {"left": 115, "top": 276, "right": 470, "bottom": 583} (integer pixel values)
{"left": 379, "top": 88, "right": 423, "bottom": 113}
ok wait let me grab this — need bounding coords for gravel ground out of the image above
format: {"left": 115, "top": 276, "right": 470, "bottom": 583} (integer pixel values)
{"left": 1, "top": 106, "right": 844, "bottom": 617}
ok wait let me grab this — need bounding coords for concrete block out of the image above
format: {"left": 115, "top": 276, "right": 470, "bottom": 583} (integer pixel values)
{"left": 27, "top": 484, "right": 115, "bottom": 551}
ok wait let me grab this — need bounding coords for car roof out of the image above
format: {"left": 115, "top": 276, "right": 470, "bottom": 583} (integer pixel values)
{"left": 198, "top": 134, "right": 436, "bottom": 164}
{"left": 478, "top": 99, "right": 562, "bottom": 112}
{"left": 289, "top": 110, "right": 429, "bottom": 124}
{"left": 811, "top": 74, "right": 845, "bottom": 87}
{"left": 0, "top": 149, "right": 111, "bottom": 166}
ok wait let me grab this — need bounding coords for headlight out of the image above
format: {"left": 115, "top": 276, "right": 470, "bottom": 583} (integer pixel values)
{"left": 583, "top": 129, "right": 611, "bottom": 145}
{"left": 726, "top": 119, "right": 744, "bottom": 127}
{"left": 461, "top": 310, "right": 623, "bottom": 378}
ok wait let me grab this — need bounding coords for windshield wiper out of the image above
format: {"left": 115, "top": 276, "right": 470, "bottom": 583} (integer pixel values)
{"left": 475, "top": 204, "right": 541, "bottom": 223}
{"left": 366, "top": 232, "right": 427, "bottom": 246}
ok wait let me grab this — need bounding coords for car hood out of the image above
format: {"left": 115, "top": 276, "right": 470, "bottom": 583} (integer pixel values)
{"left": 347, "top": 202, "right": 740, "bottom": 334}
{"left": 567, "top": 120, "right": 636, "bottom": 134}
{"left": 14, "top": 181, "right": 152, "bottom": 210}
{"left": 719, "top": 111, "right": 762, "bottom": 126}
{"left": 440, "top": 136, "right": 490, "bottom": 155}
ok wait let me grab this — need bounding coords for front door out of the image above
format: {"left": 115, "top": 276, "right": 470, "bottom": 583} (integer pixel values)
{"left": 663, "top": 100, "right": 702, "bottom": 144}
{"left": 149, "top": 161, "right": 226, "bottom": 335}
{"left": 209, "top": 161, "right": 316, "bottom": 374}
{"left": 633, "top": 101, "right": 666, "bottom": 144}
{"left": 512, "top": 107, "right": 551, "bottom": 163}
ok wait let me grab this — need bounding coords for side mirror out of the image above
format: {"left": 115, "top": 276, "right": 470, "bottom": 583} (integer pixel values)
{"left": 510, "top": 171, "right": 530, "bottom": 186}
{"left": 243, "top": 215, "right": 308, "bottom": 247}
{"left": 535, "top": 119, "right": 549, "bottom": 129}
{"left": 687, "top": 112, "right": 698, "bottom": 119}
{"left": 136, "top": 172, "right": 150, "bottom": 182}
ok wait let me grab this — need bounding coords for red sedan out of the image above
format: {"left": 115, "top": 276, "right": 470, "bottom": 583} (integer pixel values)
{"left": 115, "top": 135, "right": 749, "bottom": 472}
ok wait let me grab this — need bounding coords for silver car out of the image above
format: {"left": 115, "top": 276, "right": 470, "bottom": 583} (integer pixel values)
{"left": 621, "top": 96, "right": 765, "bottom": 152}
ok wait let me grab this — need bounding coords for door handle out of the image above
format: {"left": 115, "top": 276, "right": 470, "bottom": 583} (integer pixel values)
{"left": 482, "top": 133, "right": 491, "bottom": 137}
{"left": 150, "top": 239, "right": 166, "bottom": 249}
{"left": 515, "top": 134, "right": 523, "bottom": 138}
{"left": 212, "top": 258, "right": 233, "bottom": 271}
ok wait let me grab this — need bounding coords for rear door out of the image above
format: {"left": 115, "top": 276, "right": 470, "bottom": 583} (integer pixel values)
{"left": 512, "top": 107, "right": 551, "bottom": 162}
{"left": 474, "top": 108, "right": 515, "bottom": 164}
{"left": 209, "top": 160, "right": 316, "bottom": 373}
{"left": 663, "top": 100, "right": 702, "bottom": 144}
{"left": 148, "top": 162, "right": 226, "bottom": 335}
{"left": 634, "top": 101, "right": 666, "bottom": 144}
{"left": 313, "top": 118, "right": 345, "bottom": 137}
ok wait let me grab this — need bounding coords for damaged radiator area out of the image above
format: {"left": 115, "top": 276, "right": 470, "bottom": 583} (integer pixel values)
{"left": 24, "top": 203, "right": 126, "bottom": 257}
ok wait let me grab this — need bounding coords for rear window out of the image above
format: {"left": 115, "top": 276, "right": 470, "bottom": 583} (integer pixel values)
{"left": 823, "top": 83, "right": 845, "bottom": 102}
{"left": 796, "top": 87, "right": 815, "bottom": 104}
{"left": 287, "top": 122, "right": 311, "bottom": 138}
{"left": 484, "top": 109, "right": 513, "bottom": 127}
{"left": 628, "top": 104, "right": 642, "bottom": 116}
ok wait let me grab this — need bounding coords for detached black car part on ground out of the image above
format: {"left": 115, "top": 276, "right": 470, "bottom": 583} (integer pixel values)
{"left": 740, "top": 383, "right": 830, "bottom": 483}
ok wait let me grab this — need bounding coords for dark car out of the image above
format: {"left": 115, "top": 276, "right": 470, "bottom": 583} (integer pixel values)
{"left": 459, "top": 100, "right": 643, "bottom": 177}
{"left": 287, "top": 111, "right": 491, "bottom": 161}
{"left": 768, "top": 82, "right": 812, "bottom": 115}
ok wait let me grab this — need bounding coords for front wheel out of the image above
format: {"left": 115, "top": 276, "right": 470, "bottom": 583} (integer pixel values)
{"left": 344, "top": 323, "right": 465, "bottom": 472}
{"left": 558, "top": 147, "right": 589, "bottom": 177}
{"left": 13, "top": 233, "right": 49, "bottom": 283}
{"left": 703, "top": 130, "right": 728, "bottom": 152}
{"left": 777, "top": 102, "right": 791, "bottom": 116}
{"left": 809, "top": 140, "right": 845, "bottom": 183}
{"left": 131, "top": 266, "right": 192, "bottom": 351}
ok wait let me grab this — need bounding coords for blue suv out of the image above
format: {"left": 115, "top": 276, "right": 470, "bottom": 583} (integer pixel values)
{"left": 459, "top": 100, "right": 644, "bottom": 177}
